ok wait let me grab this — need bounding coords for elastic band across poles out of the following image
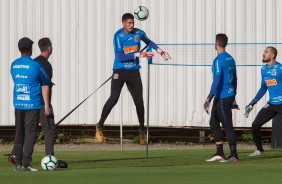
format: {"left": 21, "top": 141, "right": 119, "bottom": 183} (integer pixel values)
{"left": 56, "top": 76, "right": 112, "bottom": 126}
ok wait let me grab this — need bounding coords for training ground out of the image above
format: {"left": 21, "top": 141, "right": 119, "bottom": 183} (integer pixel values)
{"left": 1, "top": 143, "right": 282, "bottom": 184}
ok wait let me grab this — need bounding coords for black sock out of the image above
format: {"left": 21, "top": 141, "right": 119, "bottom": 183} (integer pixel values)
{"left": 255, "top": 142, "right": 264, "bottom": 152}
{"left": 216, "top": 144, "right": 224, "bottom": 156}
{"left": 230, "top": 145, "right": 238, "bottom": 158}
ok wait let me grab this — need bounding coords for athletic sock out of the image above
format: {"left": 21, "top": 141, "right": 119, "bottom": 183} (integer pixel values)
{"left": 216, "top": 144, "right": 224, "bottom": 156}
{"left": 255, "top": 142, "right": 264, "bottom": 153}
{"left": 230, "top": 145, "right": 238, "bottom": 158}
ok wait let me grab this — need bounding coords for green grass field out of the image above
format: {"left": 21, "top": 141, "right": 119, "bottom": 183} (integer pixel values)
{"left": 1, "top": 148, "right": 282, "bottom": 184}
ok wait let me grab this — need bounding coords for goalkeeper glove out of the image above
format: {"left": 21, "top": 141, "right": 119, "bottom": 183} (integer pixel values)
{"left": 134, "top": 52, "right": 154, "bottom": 59}
{"left": 244, "top": 100, "right": 256, "bottom": 118}
{"left": 203, "top": 96, "right": 213, "bottom": 114}
{"left": 157, "top": 48, "right": 171, "bottom": 60}
{"left": 231, "top": 99, "right": 240, "bottom": 110}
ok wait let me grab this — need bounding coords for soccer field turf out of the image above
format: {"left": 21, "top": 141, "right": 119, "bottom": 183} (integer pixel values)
{"left": 1, "top": 148, "right": 282, "bottom": 184}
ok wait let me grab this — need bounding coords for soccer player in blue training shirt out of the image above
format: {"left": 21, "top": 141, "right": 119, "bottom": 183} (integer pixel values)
{"left": 245, "top": 46, "right": 281, "bottom": 157}
{"left": 10, "top": 37, "right": 50, "bottom": 171}
{"left": 203, "top": 34, "right": 239, "bottom": 162}
{"left": 96, "top": 13, "right": 171, "bottom": 145}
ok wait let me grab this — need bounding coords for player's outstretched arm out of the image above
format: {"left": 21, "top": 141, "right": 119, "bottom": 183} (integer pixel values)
{"left": 157, "top": 48, "right": 171, "bottom": 61}
{"left": 140, "top": 30, "right": 171, "bottom": 61}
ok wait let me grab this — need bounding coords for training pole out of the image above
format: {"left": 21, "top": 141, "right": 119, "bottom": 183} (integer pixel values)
{"left": 120, "top": 121, "right": 123, "bottom": 150}
{"left": 146, "top": 47, "right": 152, "bottom": 159}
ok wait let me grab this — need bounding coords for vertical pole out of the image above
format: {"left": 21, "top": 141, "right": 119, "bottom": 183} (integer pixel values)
{"left": 146, "top": 63, "right": 150, "bottom": 158}
{"left": 146, "top": 47, "right": 152, "bottom": 159}
{"left": 120, "top": 122, "right": 123, "bottom": 150}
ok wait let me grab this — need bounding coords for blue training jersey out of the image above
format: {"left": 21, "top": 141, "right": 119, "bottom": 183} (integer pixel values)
{"left": 209, "top": 52, "right": 237, "bottom": 99}
{"left": 113, "top": 28, "right": 159, "bottom": 70}
{"left": 10, "top": 56, "right": 50, "bottom": 110}
{"left": 252, "top": 61, "right": 282, "bottom": 105}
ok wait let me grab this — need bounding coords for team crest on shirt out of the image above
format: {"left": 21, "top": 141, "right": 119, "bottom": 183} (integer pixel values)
{"left": 119, "top": 33, "right": 124, "bottom": 37}
{"left": 271, "top": 69, "right": 276, "bottom": 76}
{"left": 134, "top": 35, "right": 140, "bottom": 42}
{"left": 113, "top": 73, "right": 119, "bottom": 80}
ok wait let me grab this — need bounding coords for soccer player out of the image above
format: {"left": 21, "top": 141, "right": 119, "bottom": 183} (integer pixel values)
{"left": 11, "top": 37, "right": 50, "bottom": 171}
{"left": 204, "top": 33, "right": 239, "bottom": 162}
{"left": 95, "top": 13, "right": 171, "bottom": 145}
{"left": 245, "top": 46, "right": 281, "bottom": 157}
{"left": 9, "top": 38, "right": 68, "bottom": 168}
{"left": 34, "top": 38, "right": 56, "bottom": 156}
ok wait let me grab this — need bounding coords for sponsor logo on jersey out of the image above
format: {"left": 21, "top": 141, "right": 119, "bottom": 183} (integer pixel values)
{"left": 123, "top": 45, "right": 138, "bottom": 54}
{"left": 124, "top": 62, "right": 136, "bottom": 69}
{"left": 119, "top": 33, "right": 124, "bottom": 37}
{"left": 13, "top": 65, "right": 29, "bottom": 69}
{"left": 271, "top": 69, "right": 276, "bottom": 76}
{"left": 265, "top": 79, "right": 277, "bottom": 86}
{"left": 128, "top": 37, "right": 133, "bottom": 40}
{"left": 134, "top": 35, "right": 140, "bottom": 42}
{"left": 15, "top": 103, "right": 34, "bottom": 108}
{"left": 15, "top": 74, "right": 28, "bottom": 79}
{"left": 16, "top": 94, "right": 30, "bottom": 101}
{"left": 113, "top": 73, "right": 119, "bottom": 80}
{"left": 16, "top": 84, "right": 30, "bottom": 93}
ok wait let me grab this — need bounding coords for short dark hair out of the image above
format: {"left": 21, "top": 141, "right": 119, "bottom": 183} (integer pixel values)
{"left": 38, "top": 37, "right": 52, "bottom": 52}
{"left": 216, "top": 33, "right": 228, "bottom": 48}
{"left": 267, "top": 46, "right": 278, "bottom": 59}
{"left": 18, "top": 37, "right": 33, "bottom": 54}
{"left": 19, "top": 48, "right": 32, "bottom": 54}
{"left": 122, "top": 13, "right": 134, "bottom": 22}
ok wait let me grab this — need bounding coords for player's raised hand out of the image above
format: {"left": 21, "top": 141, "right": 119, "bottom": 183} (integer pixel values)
{"left": 157, "top": 48, "right": 171, "bottom": 60}
{"left": 134, "top": 52, "right": 154, "bottom": 59}
{"left": 140, "top": 52, "right": 154, "bottom": 58}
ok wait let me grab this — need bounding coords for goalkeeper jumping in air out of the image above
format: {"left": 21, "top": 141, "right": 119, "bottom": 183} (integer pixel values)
{"left": 95, "top": 13, "right": 171, "bottom": 145}
{"left": 245, "top": 46, "right": 282, "bottom": 157}
{"left": 204, "top": 33, "right": 239, "bottom": 162}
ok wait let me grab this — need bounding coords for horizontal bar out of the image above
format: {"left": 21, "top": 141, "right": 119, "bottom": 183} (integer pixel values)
{"left": 157, "top": 43, "right": 282, "bottom": 46}
{"left": 150, "top": 63, "right": 264, "bottom": 67}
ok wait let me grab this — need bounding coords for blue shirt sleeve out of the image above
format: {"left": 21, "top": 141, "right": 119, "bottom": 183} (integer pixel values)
{"left": 114, "top": 34, "right": 135, "bottom": 62}
{"left": 252, "top": 77, "right": 267, "bottom": 103}
{"left": 232, "top": 67, "right": 237, "bottom": 94}
{"left": 140, "top": 30, "right": 159, "bottom": 51}
{"left": 209, "top": 59, "right": 222, "bottom": 97}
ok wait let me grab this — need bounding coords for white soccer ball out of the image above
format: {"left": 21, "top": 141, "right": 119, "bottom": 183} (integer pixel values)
{"left": 134, "top": 6, "right": 149, "bottom": 21}
{"left": 41, "top": 155, "right": 58, "bottom": 171}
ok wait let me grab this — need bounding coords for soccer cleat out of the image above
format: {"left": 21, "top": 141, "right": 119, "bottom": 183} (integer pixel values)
{"left": 14, "top": 165, "right": 22, "bottom": 171}
{"left": 206, "top": 155, "right": 225, "bottom": 162}
{"left": 219, "top": 156, "right": 239, "bottom": 163}
{"left": 57, "top": 160, "right": 68, "bottom": 168}
{"left": 21, "top": 165, "right": 38, "bottom": 171}
{"left": 139, "top": 132, "right": 146, "bottom": 145}
{"left": 8, "top": 155, "right": 16, "bottom": 165}
{"left": 95, "top": 125, "right": 104, "bottom": 143}
{"left": 249, "top": 150, "right": 263, "bottom": 157}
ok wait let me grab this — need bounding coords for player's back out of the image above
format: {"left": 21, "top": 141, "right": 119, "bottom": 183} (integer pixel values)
{"left": 11, "top": 56, "right": 44, "bottom": 110}
{"left": 213, "top": 52, "right": 236, "bottom": 98}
